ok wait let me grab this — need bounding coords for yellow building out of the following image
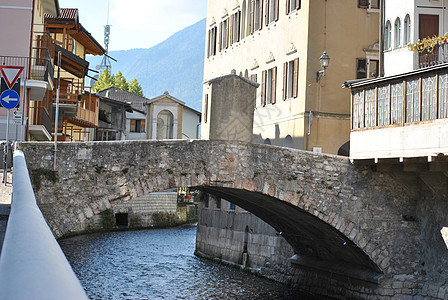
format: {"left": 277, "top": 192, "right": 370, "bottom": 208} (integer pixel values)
{"left": 202, "top": 0, "right": 379, "bottom": 154}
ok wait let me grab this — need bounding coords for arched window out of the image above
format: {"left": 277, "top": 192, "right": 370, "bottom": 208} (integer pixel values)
{"left": 264, "top": 138, "right": 271, "bottom": 145}
{"left": 404, "top": 15, "right": 411, "bottom": 45}
{"left": 244, "top": 69, "right": 249, "bottom": 78}
{"left": 156, "top": 110, "right": 174, "bottom": 139}
{"left": 395, "top": 18, "right": 401, "bottom": 48}
{"left": 385, "top": 21, "right": 392, "bottom": 50}
{"left": 282, "top": 135, "right": 293, "bottom": 148}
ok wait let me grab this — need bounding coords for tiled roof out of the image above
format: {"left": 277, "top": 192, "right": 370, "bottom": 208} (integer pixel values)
{"left": 59, "top": 8, "right": 78, "bottom": 20}
{"left": 45, "top": 8, "right": 78, "bottom": 20}
{"left": 97, "top": 87, "right": 148, "bottom": 113}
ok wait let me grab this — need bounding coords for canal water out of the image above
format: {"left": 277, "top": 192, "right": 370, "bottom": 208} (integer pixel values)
{"left": 59, "top": 225, "right": 315, "bottom": 299}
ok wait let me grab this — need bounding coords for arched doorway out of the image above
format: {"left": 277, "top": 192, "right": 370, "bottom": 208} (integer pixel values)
{"left": 157, "top": 110, "right": 174, "bottom": 139}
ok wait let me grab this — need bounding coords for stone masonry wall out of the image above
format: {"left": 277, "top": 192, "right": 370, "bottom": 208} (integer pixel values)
{"left": 16, "top": 140, "right": 448, "bottom": 299}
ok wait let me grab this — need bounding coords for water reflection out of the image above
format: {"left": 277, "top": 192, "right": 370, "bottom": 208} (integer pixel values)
{"left": 59, "top": 225, "right": 314, "bottom": 299}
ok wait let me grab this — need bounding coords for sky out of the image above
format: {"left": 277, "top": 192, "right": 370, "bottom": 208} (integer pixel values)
{"left": 59, "top": 0, "right": 207, "bottom": 51}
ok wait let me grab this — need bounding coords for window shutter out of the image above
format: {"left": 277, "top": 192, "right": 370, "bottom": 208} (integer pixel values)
{"left": 204, "top": 94, "right": 208, "bottom": 123}
{"left": 293, "top": 58, "right": 299, "bottom": 98}
{"left": 230, "top": 15, "right": 234, "bottom": 45}
{"left": 274, "top": 0, "right": 279, "bottom": 21}
{"left": 258, "top": 0, "right": 263, "bottom": 30}
{"left": 283, "top": 62, "right": 287, "bottom": 100}
{"left": 213, "top": 27, "right": 217, "bottom": 55}
{"left": 261, "top": 70, "right": 267, "bottom": 106}
{"left": 130, "top": 119, "right": 136, "bottom": 132}
{"left": 265, "top": 0, "right": 269, "bottom": 26}
{"left": 271, "top": 67, "right": 277, "bottom": 104}
{"left": 358, "top": 0, "right": 369, "bottom": 8}
{"left": 207, "top": 29, "right": 211, "bottom": 58}
{"left": 141, "top": 120, "right": 146, "bottom": 132}
{"left": 218, "top": 23, "right": 222, "bottom": 51}
{"left": 251, "top": 74, "right": 257, "bottom": 83}
{"left": 225, "top": 21, "right": 229, "bottom": 49}
{"left": 250, "top": 0, "right": 255, "bottom": 34}
{"left": 356, "top": 58, "right": 367, "bottom": 79}
{"left": 236, "top": 11, "right": 241, "bottom": 42}
{"left": 286, "top": 0, "right": 290, "bottom": 14}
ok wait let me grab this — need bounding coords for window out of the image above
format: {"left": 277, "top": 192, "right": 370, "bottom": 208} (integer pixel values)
{"left": 385, "top": 21, "right": 391, "bottom": 50}
{"left": 207, "top": 26, "right": 217, "bottom": 57}
{"left": 156, "top": 110, "right": 174, "bottom": 139}
{"left": 358, "top": 0, "right": 379, "bottom": 9}
{"left": 356, "top": 58, "right": 367, "bottom": 79}
{"left": 203, "top": 194, "right": 209, "bottom": 208}
{"left": 219, "top": 18, "right": 229, "bottom": 51}
{"left": 213, "top": 196, "right": 221, "bottom": 209}
{"left": 250, "top": 0, "right": 263, "bottom": 33}
{"left": 369, "top": 59, "right": 379, "bottom": 78}
{"left": 262, "top": 67, "right": 277, "bottom": 106}
{"left": 250, "top": 73, "right": 257, "bottom": 83}
{"left": 395, "top": 18, "right": 401, "bottom": 48}
{"left": 266, "top": 0, "right": 279, "bottom": 25}
{"left": 130, "top": 119, "right": 145, "bottom": 133}
{"left": 230, "top": 11, "right": 241, "bottom": 44}
{"left": 283, "top": 58, "right": 299, "bottom": 100}
{"left": 404, "top": 15, "right": 411, "bottom": 45}
{"left": 286, "top": 0, "right": 300, "bottom": 14}
{"left": 227, "top": 201, "right": 236, "bottom": 211}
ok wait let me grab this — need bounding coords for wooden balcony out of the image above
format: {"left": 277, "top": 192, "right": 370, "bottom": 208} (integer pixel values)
{"left": 345, "top": 63, "right": 448, "bottom": 161}
{"left": 64, "top": 93, "right": 99, "bottom": 128}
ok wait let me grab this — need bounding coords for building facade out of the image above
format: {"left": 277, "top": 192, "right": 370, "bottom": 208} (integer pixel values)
{"left": 347, "top": 0, "right": 448, "bottom": 160}
{"left": 146, "top": 91, "right": 201, "bottom": 140}
{"left": 0, "top": 3, "right": 104, "bottom": 142}
{"left": 0, "top": 0, "right": 59, "bottom": 140}
{"left": 97, "top": 87, "right": 148, "bottom": 140}
{"left": 202, "top": 0, "right": 379, "bottom": 154}
{"left": 383, "top": 0, "right": 448, "bottom": 76}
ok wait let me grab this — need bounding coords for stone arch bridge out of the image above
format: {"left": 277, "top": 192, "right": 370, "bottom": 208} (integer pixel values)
{"left": 17, "top": 140, "right": 448, "bottom": 296}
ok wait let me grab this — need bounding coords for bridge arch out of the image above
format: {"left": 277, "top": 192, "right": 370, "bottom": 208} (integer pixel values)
{"left": 19, "top": 140, "right": 418, "bottom": 280}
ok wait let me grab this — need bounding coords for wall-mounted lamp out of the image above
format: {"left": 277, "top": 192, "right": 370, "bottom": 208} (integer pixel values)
{"left": 316, "top": 51, "right": 330, "bottom": 82}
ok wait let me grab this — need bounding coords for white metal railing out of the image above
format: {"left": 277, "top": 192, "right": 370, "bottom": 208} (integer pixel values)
{"left": 0, "top": 151, "right": 88, "bottom": 300}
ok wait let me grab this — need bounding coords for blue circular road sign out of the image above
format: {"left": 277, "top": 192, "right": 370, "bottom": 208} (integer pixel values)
{"left": 1, "top": 90, "right": 20, "bottom": 109}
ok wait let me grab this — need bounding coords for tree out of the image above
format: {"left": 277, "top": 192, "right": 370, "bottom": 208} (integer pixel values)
{"left": 93, "top": 68, "right": 113, "bottom": 92}
{"left": 128, "top": 77, "right": 144, "bottom": 97}
{"left": 113, "top": 71, "right": 129, "bottom": 91}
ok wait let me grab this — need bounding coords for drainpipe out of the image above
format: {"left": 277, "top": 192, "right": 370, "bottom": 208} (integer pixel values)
{"left": 53, "top": 51, "right": 61, "bottom": 172}
{"left": 196, "top": 122, "right": 201, "bottom": 139}
{"left": 306, "top": 111, "right": 313, "bottom": 151}
{"left": 379, "top": 0, "right": 385, "bottom": 77}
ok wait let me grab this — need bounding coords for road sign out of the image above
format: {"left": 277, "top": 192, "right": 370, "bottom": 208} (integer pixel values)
{"left": 0, "top": 66, "right": 24, "bottom": 89}
{"left": 13, "top": 110, "right": 22, "bottom": 121}
{"left": 1, "top": 90, "right": 20, "bottom": 109}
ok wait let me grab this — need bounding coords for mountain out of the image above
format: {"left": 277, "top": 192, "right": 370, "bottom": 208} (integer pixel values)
{"left": 87, "top": 18, "right": 206, "bottom": 112}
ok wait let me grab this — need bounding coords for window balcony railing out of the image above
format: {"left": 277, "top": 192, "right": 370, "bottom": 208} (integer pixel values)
{"left": 0, "top": 55, "right": 53, "bottom": 84}
{"left": 30, "top": 106, "right": 52, "bottom": 135}
{"left": 418, "top": 43, "right": 448, "bottom": 69}
{"left": 349, "top": 64, "right": 448, "bottom": 131}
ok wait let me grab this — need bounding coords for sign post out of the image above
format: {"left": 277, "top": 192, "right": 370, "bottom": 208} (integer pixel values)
{"left": 0, "top": 66, "right": 24, "bottom": 185}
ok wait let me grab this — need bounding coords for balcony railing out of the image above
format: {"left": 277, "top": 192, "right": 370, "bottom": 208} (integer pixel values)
{"left": 0, "top": 56, "right": 53, "bottom": 84}
{"left": 350, "top": 65, "right": 448, "bottom": 130}
{"left": 30, "top": 106, "right": 52, "bottom": 135}
{"left": 418, "top": 43, "right": 448, "bottom": 69}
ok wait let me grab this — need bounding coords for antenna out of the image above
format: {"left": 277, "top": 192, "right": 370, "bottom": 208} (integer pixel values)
{"left": 98, "top": 0, "right": 112, "bottom": 74}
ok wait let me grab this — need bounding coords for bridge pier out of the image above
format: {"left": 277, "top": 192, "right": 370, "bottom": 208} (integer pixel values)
{"left": 16, "top": 140, "right": 448, "bottom": 299}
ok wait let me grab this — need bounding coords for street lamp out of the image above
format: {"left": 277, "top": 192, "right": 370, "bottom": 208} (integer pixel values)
{"left": 316, "top": 51, "right": 330, "bottom": 82}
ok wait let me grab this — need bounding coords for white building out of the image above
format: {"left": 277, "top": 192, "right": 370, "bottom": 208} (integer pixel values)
{"left": 383, "top": 0, "right": 448, "bottom": 75}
